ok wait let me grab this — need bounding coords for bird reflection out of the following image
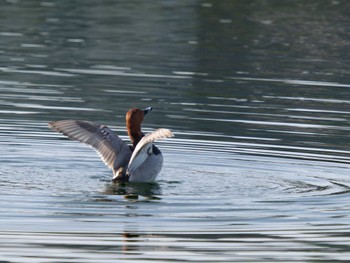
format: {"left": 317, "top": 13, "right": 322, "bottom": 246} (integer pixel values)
{"left": 104, "top": 181, "right": 162, "bottom": 199}
{"left": 120, "top": 229, "right": 164, "bottom": 253}
{"left": 121, "top": 231, "right": 141, "bottom": 253}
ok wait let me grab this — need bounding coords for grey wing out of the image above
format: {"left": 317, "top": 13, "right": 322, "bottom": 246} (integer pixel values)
{"left": 48, "top": 120, "right": 132, "bottom": 172}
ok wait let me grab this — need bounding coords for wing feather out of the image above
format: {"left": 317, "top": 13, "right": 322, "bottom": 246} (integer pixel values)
{"left": 48, "top": 120, "right": 132, "bottom": 171}
{"left": 127, "top": 128, "right": 173, "bottom": 174}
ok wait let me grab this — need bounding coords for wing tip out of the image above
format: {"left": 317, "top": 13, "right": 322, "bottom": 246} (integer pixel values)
{"left": 48, "top": 120, "right": 60, "bottom": 131}
{"left": 160, "top": 128, "right": 175, "bottom": 138}
{"left": 48, "top": 120, "right": 77, "bottom": 132}
{"left": 48, "top": 120, "right": 69, "bottom": 133}
{"left": 48, "top": 121, "right": 56, "bottom": 129}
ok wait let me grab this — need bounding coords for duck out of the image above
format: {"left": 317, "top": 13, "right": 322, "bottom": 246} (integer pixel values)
{"left": 48, "top": 107, "right": 173, "bottom": 183}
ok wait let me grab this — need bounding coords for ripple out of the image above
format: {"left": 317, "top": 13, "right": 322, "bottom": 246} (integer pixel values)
{"left": 20, "top": 43, "right": 46, "bottom": 48}
{"left": 0, "top": 80, "right": 72, "bottom": 89}
{"left": 0, "top": 67, "right": 75, "bottom": 77}
{"left": 55, "top": 68, "right": 193, "bottom": 79}
{"left": 104, "top": 89, "right": 147, "bottom": 94}
{"left": 3, "top": 102, "right": 107, "bottom": 112}
{"left": 0, "top": 32, "right": 23, "bottom": 37}
{"left": 230, "top": 76, "right": 350, "bottom": 88}
{"left": 264, "top": 95, "right": 350, "bottom": 104}
{"left": 191, "top": 117, "right": 350, "bottom": 131}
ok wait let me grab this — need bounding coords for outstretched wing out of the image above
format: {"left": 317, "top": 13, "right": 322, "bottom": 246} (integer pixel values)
{"left": 48, "top": 120, "right": 132, "bottom": 171}
{"left": 127, "top": 128, "right": 174, "bottom": 174}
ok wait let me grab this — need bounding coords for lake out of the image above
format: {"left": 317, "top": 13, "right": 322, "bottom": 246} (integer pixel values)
{"left": 1, "top": 0, "right": 350, "bottom": 262}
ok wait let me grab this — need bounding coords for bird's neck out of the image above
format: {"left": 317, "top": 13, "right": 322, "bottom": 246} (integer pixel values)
{"left": 127, "top": 123, "right": 144, "bottom": 147}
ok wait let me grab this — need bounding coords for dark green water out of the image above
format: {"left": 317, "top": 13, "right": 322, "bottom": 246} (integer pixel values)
{"left": 1, "top": 1, "right": 350, "bottom": 262}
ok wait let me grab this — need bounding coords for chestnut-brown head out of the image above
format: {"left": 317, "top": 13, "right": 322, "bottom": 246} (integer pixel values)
{"left": 126, "top": 107, "right": 152, "bottom": 147}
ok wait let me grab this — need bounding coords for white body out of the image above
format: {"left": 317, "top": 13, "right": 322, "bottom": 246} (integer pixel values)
{"left": 128, "top": 147, "right": 163, "bottom": 182}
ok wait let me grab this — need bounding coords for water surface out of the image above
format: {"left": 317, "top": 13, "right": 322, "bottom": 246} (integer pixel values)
{"left": 1, "top": 1, "right": 350, "bottom": 262}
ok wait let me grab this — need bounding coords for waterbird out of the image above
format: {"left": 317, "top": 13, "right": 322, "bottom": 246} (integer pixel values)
{"left": 48, "top": 107, "right": 173, "bottom": 182}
